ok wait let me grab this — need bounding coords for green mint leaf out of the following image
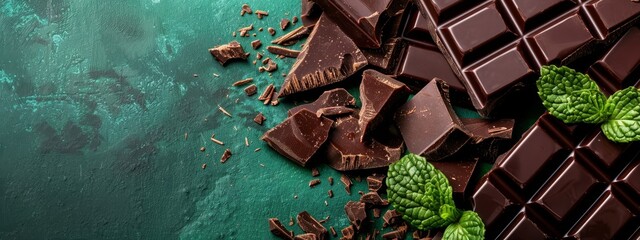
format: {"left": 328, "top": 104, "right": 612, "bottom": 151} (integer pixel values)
{"left": 537, "top": 65, "right": 608, "bottom": 123}
{"left": 443, "top": 211, "right": 485, "bottom": 240}
{"left": 439, "top": 204, "right": 461, "bottom": 223}
{"left": 602, "top": 87, "right": 640, "bottom": 142}
{"left": 386, "top": 153, "right": 456, "bottom": 230}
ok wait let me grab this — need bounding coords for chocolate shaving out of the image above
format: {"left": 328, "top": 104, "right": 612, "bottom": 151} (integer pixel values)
{"left": 256, "top": 10, "right": 268, "bottom": 19}
{"left": 217, "top": 105, "right": 232, "bottom": 117}
{"left": 269, "top": 218, "right": 294, "bottom": 240}
{"left": 209, "top": 41, "right": 247, "bottom": 65}
{"left": 241, "top": 4, "right": 252, "bottom": 16}
{"left": 340, "top": 174, "right": 352, "bottom": 194}
{"left": 271, "top": 26, "right": 312, "bottom": 46}
{"left": 220, "top": 149, "right": 232, "bottom": 163}
{"left": 244, "top": 84, "right": 258, "bottom": 96}
{"left": 329, "top": 226, "right": 336, "bottom": 236}
{"left": 309, "top": 179, "right": 321, "bottom": 188}
{"left": 201, "top": 163, "right": 206, "bottom": 169}
{"left": 297, "top": 211, "right": 328, "bottom": 240}
{"left": 238, "top": 24, "right": 254, "bottom": 37}
{"left": 258, "top": 84, "right": 275, "bottom": 101}
{"left": 232, "top": 78, "right": 253, "bottom": 86}
{"left": 254, "top": 112, "right": 266, "bottom": 125}
{"left": 382, "top": 210, "right": 401, "bottom": 227}
{"left": 341, "top": 225, "right": 355, "bottom": 240}
{"left": 259, "top": 58, "right": 278, "bottom": 72}
{"left": 366, "top": 174, "right": 385, "bottom": 192}
{"left": 251, "top": 39, "right": 262, "bottom": 49}
{"left": 328, "top": 177, "right": 333, "bottom": 185}
{"left": 294, "top": 233, "right": 317, "bottom": 240}
{"left": 359, "top": 192, "right": 389, "bottom": 206}
{"left": 267, "top": 46, "right": 300, "bottom": 58}
{"left": 344, "top": 201, "right": 367, "bottom": 230}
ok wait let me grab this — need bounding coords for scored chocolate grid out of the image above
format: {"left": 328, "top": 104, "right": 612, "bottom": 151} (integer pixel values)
{"left": 416, "top": 0, "right": 640, "bottom": 115}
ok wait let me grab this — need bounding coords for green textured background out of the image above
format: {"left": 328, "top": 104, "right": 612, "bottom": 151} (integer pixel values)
{"left": 0, "top": 0, "right": 542, "bottom": 239}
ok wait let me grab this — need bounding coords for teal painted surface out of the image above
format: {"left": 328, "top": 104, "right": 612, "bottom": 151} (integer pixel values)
{"left": 0, "top": 0, "right": 542, "bottom": 239}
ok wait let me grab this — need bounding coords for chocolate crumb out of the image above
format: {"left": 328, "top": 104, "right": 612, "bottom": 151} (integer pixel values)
{"left": 328, "top": 177, "right": 333, "bottom": 185}
{"left": 373, "top": 208, "right": 381, "bottom": 218}
{"left": 251, "top": 39, "right": 262, "bottom": 49}
{"left": 259, "top": 27, "right": 264, "bottom": 32}
{"left": 232, "top": 78, "right": 253, "bottom": 86}
{"left": 213, "top": 73, "right": 219, "bottom": 77}
{"left": 255, "top": 148, "right": 261, "bottom": 152}
{"left": 327, "top": 190, "right": 333, "bottom": 198}
{"left": 245, "top": 137, "right": 249, "bottom": 147}
{"left": 293, "top": 233, "right": 317, "bottom": 240}
{"left": 256, "top": 52, "right": 263, "bottom": 59}
{"left": 201, "top": 163, "right": 207, "bottom": 169}
{"left": 210, "top": 134, "right": 224, "bottom": 145}
{"left": 244, "top": 84, "right": 258, "bottom": 96}
{"left": 254, "top": 112, "right": 266, "bottom": 125}
{"left": 241, "top": 4, "right": 252, "bottom": 16}
{"left": 193, "top": 74, "right": 198, "bottom": 78}
{"left": 309, "top": 179, "right": 321, "bottom": 188}
{"left": 341, "top": 225, "right": 355, "bottom": 240}
{"left": 280, "top": 18, "right": 291, "bottom": 30}
{"left": 267, "top": 46, "right": 300, "bottom": 58}
{"left": 297, "top": 211, "right": 328, "bottom": 239}
{"left": 199, "top": 147, "right": 206, "bottom": 152}
{"left": 218, "top": 105, "right": 232, "bottom": 117}
{"left": 311, "top": 168, "right": 320, "bottom": 177}
{"left": 324, "top": 200, "right": 328, "bottom": 206}
{"left": 209, "top": 41, "right": 247, "bottom": 65}
{"left": 340, "top": 174, "right": 352, "bottom": 194}
{"left": 259, "top": 58, "right": 278, "bottom": 72}
{"left": 238, "top": 24, "right": 254, "bottom": 37}
{"left": 292, "top": 16, "right": 298, "bottom": 24}
{"left": 252, "top": 33, "right": 257, "bottom": 37}
{"left": 220, "top": 149, "right": 232, "bottom": 163}
{"left": 256, "top": 10, "right": 268, "bottom": 19}
{"left": 268, "top": 27, "right": 276, "bottom": 36}
{"left": 358, "top": 191, "right": 364, "bottom": 196}
{"left": 232, "top": 32, "right": 236, "bottom": 37}
{"left": 253, "top": 60, "right": 257, "bottom": 65}
{"left": 184, "top": 132, "right": 188, "bottom": 140}
{"left": 289, "top": 216, "right": 295, "bottom": 226}
{"left": 329, "top": 226, "right": 336, "bottom": 237}
{"left": 318, "top": 215, "right": 330, "bottom": 224}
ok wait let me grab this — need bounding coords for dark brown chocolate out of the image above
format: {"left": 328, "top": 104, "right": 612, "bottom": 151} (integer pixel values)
{"left": 461, "top": 118, "right": 514, "bottom": 144}
{"left": 382, "top": 210, "right": 401, "bottom": 227}
{"left": 254, "top": 112, "right": 266, "bottom": 125}
{"left": 288, "top": 89, "right": 356, "bottom": 117}
{"left": 261, "top": 109, "right": 333, "bottom": 167}
{"left": 344, "top": 201, "right": 367, "bottom": 230}
{"left": 244, "top": 84, "right": 257, "bottom": 96}
{"left": 251, "top": 39, "right": 262, "bottom": 49}
{"left": 341, "top": 225, "right": 355, "bottom": 240}
{"left": 267, "top": 46, "right": 300, "bottom": 58}
{"left": 431, "top": 159, "right": 479, "bottom": 205}
{"left": 381, "top": 224, "right": 407, "bottom": 239}
{"left": 297, "top": 211, "right": 328, "bottom": 240}
{"left": 278, "top": 15, "right": 367, "bottom": 98}
{"left": 395, "top": 78, "right": 469, "bottom": 160}
{"left": 209, "top": 41, "right": 247, "bottom": 65}
{"left": 281, "top": 18, "right": 291, "bottom": 30}
{"left": 316, "top": 106, "right": 355, "bottom": 118}
{"left": 340, "top": 174, "right": 352, "bottom": 194}
{"left": 272, "top": 26, "right": 312, "bottom": 46}
{"left": 359, "top": 192, "right": 389, "bottom": 206}
{"left": 269, "top": 218, "right": 294, "bottom": 240}
{"left": 309, "top": 179, "right": 321, "bottom": 188}
{"left": 259, "top": 58, "right": 278, "bottom": 72}
{"left": 232, "top": 78, "right": 253, "bottom": 86}
{"left": 301, "top": 0, "right": 322, "bottom": 27}
{"left": 324, "top": 116, "right": 404, "bottom": 171}
{"left": 358, "top": 69, "right": 410, "bottom": 142}
{"left": 366, "top": 174, "right": 385, "bottom": 192}
{"left": 220, "top": 149, "right": 232, "bottom": 163}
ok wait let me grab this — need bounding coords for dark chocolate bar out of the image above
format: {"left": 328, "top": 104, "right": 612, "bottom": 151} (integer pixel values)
{"left": 472, "top": 26, "right": 640, "bottom": 239}
{"left": 415, "top": 0, "right": 640, "bottom": 116}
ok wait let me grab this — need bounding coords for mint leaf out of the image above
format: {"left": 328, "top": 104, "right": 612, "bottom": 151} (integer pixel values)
{"left": 386, "top": 153, "right": 457, "bottom": 230}
{"left": 537, "top": 65, "right": 608, "bottom": 123}
{"left": 443, "top": 211, "right": 485, "bottom": 240}
{"left": 602, "top": 87, "right": 640, "bottom": 142}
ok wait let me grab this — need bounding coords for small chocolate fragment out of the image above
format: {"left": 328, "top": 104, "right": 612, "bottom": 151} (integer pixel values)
{"left": 327, "top": 190, "right": 333, "bottom": 198}
{"left": 395, "top": 79, "right": 469, "bottom": 160}
{"left": 256, "top": 53, "right": 263, "bottom": 59}
{"left": 341, "top": 225, "right": 355, "bottom": 240}
{"left": 358, "top": 69, "right": 410, "bottom": 142}
{"left": 254, "top": 112, "right": 266, "bottom": 125}
{"left": 297, "top": 211, "right": 328, "bottom": 240}
{"left": 267, "top": 46, "right": 301, "bottom": 58}
{"left": 373, "top": 208, "right": 381, "bottom": 218}
{"left": 268, "top": 27, "right": 276, "bottom": 36}
{"left": 340, "top": 174, "right": 352, "bottom": 194}
{"left": 261, "top": 109, "right": 333, "bottom": 167}
{"left": 269, "top": 218, "right": 294, "bottom": 240}
{"left": 259, "top": 58, "right": 278, "bottom": 72}
{"left": 199, "top": 147, "right": 206, "bottom": 152}
{"left": 462, "top": 118, "right": 514, "bottom": 144}
{"left": 292, "top": 16, "right": 299, "bottom": 24}
{"left": 363, "top": 38, "right": 404, "bottom": 71}
{"left": 220, "top": 149, "right": 232, "bottom": 163}
{"left": 294, "top": 233, "right": 317, "bottom": 240}
{"left": 238, "top": 24, "right": 254, "bottom": 37}
{"left": 209, "top": 41, "right": 247, "bottom": 65}
{"left": 324, "top": 116, "right": 404, "bottom": 171}
{"left": 382, "top": 210, "right": 401, "bottom": 227}
{"left": 258, "top": 84, "right": 275, "bottom": 101}
{"left": 329, "top": 226, "right": 337, "bottom": 236}
{"left": 311, "top": 167, "right": 320, "bottom": 177}
{"left": 241, "top": 4, "right": 252, "bottom": 16}
{"left": 272, "top": 26, "right": 312, "bottom": 46}
{"left": 255, "top": 10, "right": 268, "bottom": 19}
{"left": 278, "top": 15, "right": 368, "bottom": 98}
{"left": 301, "top": 0, "right": 322, "bottom": 27}
{"left": 366, "top": 174, "right": 385, "bottom": 192}
{"left": 251, "top": 40, "right": 262, "bottom": 49}
{"left": 359, "top": 192, "right": 389, "bottom": 206}
{"left": 328, "top": 177, "right": 333, "bottom": 185}
{"left": 244, "top": 84, "right": 258, "bottom": 96}
{"left": 316, "top": 106, "right": 354, "bottom": 118}
{"left": 309, "top": 179, "right": 321, "bottom": 187}
{"left": 281, "top": 18, "right": 291, "bottom": 30}
{"left": 344, "top": 201, "right": 367, "bottom": 230}
{"left": 381, "top": 224, "right": 407, "bottom": 239}
{"left": 232, "top": 78, "right": 253, "bottom": 86}
{"left": 288, "top": 88, "right": 356, "bottom": 116}
{"left": 431, "top": 160, "right": 479, "bottom": 205}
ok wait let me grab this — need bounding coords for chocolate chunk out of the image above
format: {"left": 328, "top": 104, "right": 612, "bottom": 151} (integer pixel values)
{"left": 288, "top": 89, "right": 356, "bottom": 116}
{"left": 269, "top": 218, "right": 294, "bottom": 240}
{"left": 324, "top": 116, "right": 404, "bottom": 171}
{"left": 311, "top": 167, "right": 320, "bottom": 177}
{"left": 366, "top": 174, "right": 385, "bottom": 192}
{"left": 344, "top": 201, "right": 367, "bottom": 230}
{"left": 281, "top": 18, "right": 291, "bottom": 30}
{"left": 431, "top": 159, "right": 479, "bottom": 205}
{"left": 254, "top": 112, "right": 266, "bottom": 125}
{"left": 244, "top": 84, "right": 257, "bottom": 96}
{"left": 272, "top": 26, "right": 312, "bottom": 46}
{"left": 267, "top": 46, "right": 300, "bottom": 58}
{"left": 395, "top": 79, "right": 469, "bottom": 161}
{"left": 382, "top": 210, "right": 401, "bottom": 227}
{"left": 241, "top": 4, "right": 252, "bottom": 15}
{"left": 261, "top": 109, "right": 333, "bottom": 167}
{"left": 328, "top": 177, "right": 333, "bottom": 185}
{"left": 316, "top": 106, "right": 355, "bottom": 118}
{"left": 297, "top": 211, "right": 328, "bottom": 240}
{"left": 363, "top": 38, "right": 404, "bottom": 71}
{"left": 327, "top": 190, "right": 333, "bottom": 198}
{"left": 381, "top": 224, "right": 407, "bottom": 239}
{"left": 255, "top": 10, "right": 268, "bottom": 19}
{"left": 268, "top": 27, "right": 276, "bottom": 36}
{"left": 301, "top": 0, "right": 322, "bottom": 27}
{"left": 329, "top": 226, "right": 337, "bottom": 236}
{"left": 358, "top": 69, "right": 410, "bottom": 142}
{"left": 258, "top": 84, "right": 275, "bottom": 101}
{"left": 209, "top": 41, "right": 247, "bottom": 65}
{"left": 278, "top": 15, "right": 368, "bottom": 98}
{"left": 341, "top": 225, "right": 355, "bottom": 240}
{"left": 309, "top": 179, "right": 321, "bottom": 187}
{"left": 340, "top": 174, "right": 352, "bottom": 194}
{"left": 292, "top": 16, "right": 299, "bottom": 24}
{"left": 251, "top": 39, "right": 262, "bottom": 49}
{"left": 259, "top": 58, "right": 278, "bottom": 72}
{"left": 373, "top": 208, "right": 381, "bottom": 218}
{"left": 312, "top": 0, "right": 409, "bottom": 48}
{"left": 220, "top": 149, "right": 232, "bottom": 163}
{"left": 359, "top": 192, "right": 389, "bottom": 206}
{"left": 238, "top": 24, "right": 254, "bottom": 37}
{"left": 294, "top": 233, "right": 317, "bottom": 240}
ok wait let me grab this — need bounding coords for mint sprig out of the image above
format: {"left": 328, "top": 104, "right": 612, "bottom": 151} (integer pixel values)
{"left": 387, "top": 154, "right": 485, "bottom": 239}
{"left": 536, "top": 65, "right": 640, "bottom": 143}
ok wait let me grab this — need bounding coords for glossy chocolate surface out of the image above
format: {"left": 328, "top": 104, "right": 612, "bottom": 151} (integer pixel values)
{"left": 358, "top": 70, "right": 410, "bottom": 142}
{"left": 288, "top": 88, "right": 356, "bottom": 117}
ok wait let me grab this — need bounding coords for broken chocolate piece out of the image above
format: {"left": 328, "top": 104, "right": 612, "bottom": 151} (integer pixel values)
{"left": 316, "top": 106, "right": 355, "bottom": 118}
{"left": 309, "top": 179, "right": 321, "bottom": 187}
{"left": 259, "top": 58, "right": 278, "bottom": 72}
{"left": 267, "top": 46, "right": 301, "bottom": 58}
{"left": 381, "top": 224, "right": 407, "bottom": 239}
{"left": 272, "top": 26, "right": 312, "bottom": 46}
{"left": 288, "top": 88, "right": 356, "bottom": 116}
{"left": 258, "top": 84, "right": 275, "bottom": 101}
{"left": 281, "top": 18, "right": 291, "bottom": 30}
{"left": 329, "top": 226, "right": 337, "bottom": 236}
{"left": 254, "top": 113, "right": 266, "bottom": 125}
{"left": 238, "top": 24, "right": 254, "bottom": 37}
{"left": 292, "top": 16, "right": 299, "bottom": 24}
{"left": 328, "top": 177, "right": 333, "bottom": 185}
{"left": 294, "top": 233, "right": 317, "bottom": 240}
{"left": 395, "top": 79, "right": 469, "bottom": 160}
{"left": 373, "top": 208, "right": 381, "bottom": 218}
{"left": 241, "top": 4, "right": 252, "bottom": 16}
{"left": 269, "top": 218, "right": 294, "bottom": 240}
{"left": 209, "top": 41, "right": 247, "bottom": 66}
{"left": 251, "top": 40, "right": 262, "bottom": 49}
{"left": 278, "top": 15, "right": 367, "bottom": 98}
{"left": 359, "top": 192, "right": 389, "bottom": 206}
{"left": 301, "top": 0, "right": 322, "bottom": 27}
{"left": 461, "top": 118, "right": 514, "bottom": 144}
{"left": 297, "top": 211, "right": 328, "bottom": 240}
{"left": 261, "top": 109, "right": 333, "bottom": 167}
{"left": 358, "top": 69, "right": 410, "bottom": 142}
{"left": 340, "top": 174, "right": 352, "bottom": 194}
{"left": 220, "top": 149, "right": 232, "bottom": 163}
{"left": 363, "top": 38, "right": 404, "bottom": 71}
{"left": 311, "top": 167, "right": 320, "bottom": 177}
{"left": 268, "top": 27, "right": 276, "bottom": 36}
{"left": 431, "top": 159, "right": 479, "bottom": 205}
{"left": 344, "top": 201, "right": 367, "bottom": 230}
{"left": 382, "top": 210, "right": 401, "bottom": 227}
{"left": 244, "top": 84, "right": 257, "bottom": 96}
{"left": 233, "top": 78, "right": 253, "bottom": 86}
{"left": 366, "top": 174, "right": 385, "bottom": 192}
{"left": 328, "top": 190, "right": 333, "bottom": 198}
{"left": 324, "top": 116, "right": 404, "bottom": 171}
{"left": 341, "top": 225, "right": 355, "bottom": 240}
{"left": 255, "top": 10, "right": 268, "bottom": 19}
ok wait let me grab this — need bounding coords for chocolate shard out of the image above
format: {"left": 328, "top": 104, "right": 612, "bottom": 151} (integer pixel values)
{"left": 251, "top": 39, "right": 262, "bottom": 49}
{"left": 267, "top": 46, "right": 301, "bottom": 58}
{"left": 324, "top": 116, "right": 404, "bottom": 171}
{"left": 209, "top": 41, "right": 247, "bottom": 65}
{"left": 344, "top": 201, "right": 367, "bottom": 230}
{"left": 366, "top": 174, "right": 385, "bottom": 192}
{"left": 288, "top": 88, "right": 356, "bottom": 116}
{"left": 359, "top": 192, "right": 389, "bottom": 206}
{"left": 261, "top": 109, "right": 333, "bottom": 167}
{"left": 381, "top": 224, "right": 407, "bottom": 239}
{"left": 340, "top": 174, "right": 352, "bottom": 194}
{"left": 281, "top": 18, "right": 291, "bottom": 30}
{"left": 297, "top": 211, "right": 328, "bottom": 240}
{"left": 311, "top": 0, "right": 409, "bottom": 48}
{"left": 294, "top": 233, "right": 317, "bottom": 240}
{"left": 430, "top": 159, "right": 479, "bottom": 205}
{"left": 341, "top": 225, "right": 355, "bottom": 240}
{"left": 254, "top": 112, "right": 266, "bottom": 125}
{"left": 269, "top": 218, "right": 294, "bottom": 240}
{"left": 358, "top": 69, "right": 410, "bottom": 142}
{"left": 301, "top": 0, "right": 322, "bottom": 27}
{"left": 278, "top": 15, "right": 368, "bottom": 98}
{"left": 382, "top": 210, "right": 401, "bottom": 227}
{"left": 461, "top": 118, "right": 514, "bottom": 144}
{"left": 363, "top": 38, "right": 404, "bottom": 71}
{"left": 395, "top": 78, "right": 470, "bottom": 161}
{"left": 272, "top": 26, "right": 312, "bottom": 46}
{"left": 316, "top": 106, "right": 355, "bottom": 118}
